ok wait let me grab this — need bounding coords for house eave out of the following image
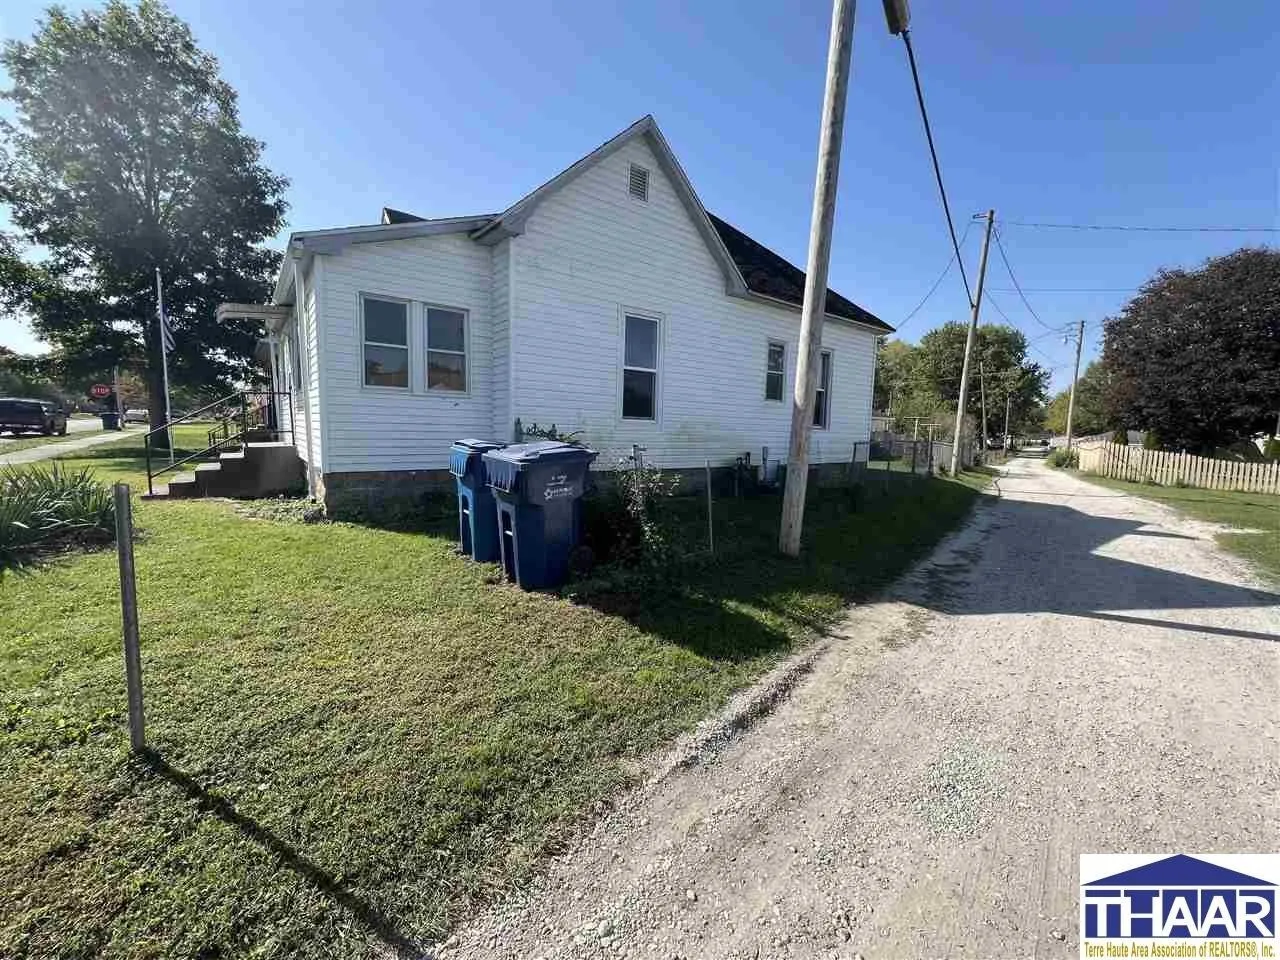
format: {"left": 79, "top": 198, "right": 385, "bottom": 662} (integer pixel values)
{"left": 744, "top": 291, "right": 894, "bottom": 335}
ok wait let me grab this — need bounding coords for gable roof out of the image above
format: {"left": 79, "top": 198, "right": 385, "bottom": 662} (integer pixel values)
{"left": 469, "top": 116, "right": 749, "bottom": 299}
{"left": 1084, "top": 855, "right": 1275, "bottom": 888}
{"left": 274, "top": 117, "right": 889, "bottom": 332}
{"left": 707, "top": 213, "right": 891, "bottom": 331}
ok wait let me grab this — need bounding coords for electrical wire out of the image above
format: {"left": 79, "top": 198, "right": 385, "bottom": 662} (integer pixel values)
{"left": 1000, "top": 220, "right": 1280, "bottom": 234}
{"left": 896, "top": 220, "right": 973, "bottom": 333}
{"left": 991, "top": 226, "right": 1057, "bottom": 332}
{"left": 899, "top": 30, "right": 973, "bottom": 308}
{"left": 987, "top": 287, "right": 1138, "bottom": 294}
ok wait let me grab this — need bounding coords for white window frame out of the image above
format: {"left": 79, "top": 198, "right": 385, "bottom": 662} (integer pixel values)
{"left": 359, "top": 292, "right": 412, "bottom": 391}
{"left": 765, "top": 339, "right": 786, "bottom": 402}
{"left": 813, "top": 349, "right": 833, "bottom": 429}
{"left": 619, "top": 308, "right": 662, "bottom": 423}
{"left": 425, "top": 303, "right": 470, "bottom": 394}
{"left": 628, "top": 163, "right": 650, "bottom": 202}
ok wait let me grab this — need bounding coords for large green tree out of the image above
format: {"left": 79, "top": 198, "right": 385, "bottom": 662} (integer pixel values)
{"left": 1043, "top": 360, "right": 1111, "bottom": 436}
{"left": 1103, "top": 248, "right": 1280, "bottom": 452}
{"left": 912, "top": 322, "right": 1050, "bottom": 436}
{"left": 0, "top": 0, "right": 287, "bottom": 435}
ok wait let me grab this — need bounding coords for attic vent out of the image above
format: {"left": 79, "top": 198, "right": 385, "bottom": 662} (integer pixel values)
{"left": 628, "top": 163, "right": 649, "bottom": 201}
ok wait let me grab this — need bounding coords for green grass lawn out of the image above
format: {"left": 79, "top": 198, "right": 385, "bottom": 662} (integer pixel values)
{"left": 1080, "top": 474, "right": 1280, "bottom": 581}
{"left": 1, "top": 449, "right": 989, "bottom": 959}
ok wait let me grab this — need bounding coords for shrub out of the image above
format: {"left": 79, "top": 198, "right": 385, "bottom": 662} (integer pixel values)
{"left": 1047, "top": 448, "right": 1079, "bottom": 469}
{"left": 579, "top": 458, "right": 682, "bottom": 581}
{"left": 0, "top": 464, "right": 115, "bottom": 572}
{"left": 1265, "top": 437, "right": 1280, "bottom": 462}
{"left": 1111, "top": 428, "right": 1129, "bottom": 445}
{"left": 1142, "top": 431, "right": 1161, "bottom": 450}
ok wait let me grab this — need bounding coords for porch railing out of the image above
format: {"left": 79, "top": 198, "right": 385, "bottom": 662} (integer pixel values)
{"left": 144, "top": 390, "right": 294, "bottom": 496}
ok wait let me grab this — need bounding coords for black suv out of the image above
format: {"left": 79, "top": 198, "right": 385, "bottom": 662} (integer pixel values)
{"left": 0, "top": 398, "right": 69, "bottom": 436}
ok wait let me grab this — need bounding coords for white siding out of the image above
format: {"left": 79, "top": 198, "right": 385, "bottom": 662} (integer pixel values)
{"left": 490, "top": 240, "right": 511, "bottom": 441}
{"left": 315, "top": 234, "right": 494, "bottom": 473}
{"left": 302, "top": 260, "right": 323, "bottom": 469}
{"left": 508, "top": 137, "right": 877, "bottom": 470}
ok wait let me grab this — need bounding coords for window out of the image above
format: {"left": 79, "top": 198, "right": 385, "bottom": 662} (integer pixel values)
{"left": 812, "top": 350, "right": 832, "bottom": 428}
{"left": 427, "top": 307, "right": 467, "bottom": 391}
{"left": 622, "top": 314, "right": 659, "bottom": 420}
{"left": 362, "top": 296, "right": 409, "bottom": 387}
{"left": 628, "top": 163, "right": 649, "bottom": 201}
{"left": 765, "top": 341, "right": 785, "bottom": 401}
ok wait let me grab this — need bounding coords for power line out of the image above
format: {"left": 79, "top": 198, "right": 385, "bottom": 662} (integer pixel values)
{"left": 899, "top": 30, "right": 973, "bottom": 308}
{"left": 1001, "top": 220, "right": 1280, "bottom": 234}
{"left": 992, "top": 226, "right": 1056, "bottom": 332}
{"left": 896, "top": 220, "right": 973, "bottom": 332}
{"left": 987, "top": 287, "right": 1138, "bottom": 293}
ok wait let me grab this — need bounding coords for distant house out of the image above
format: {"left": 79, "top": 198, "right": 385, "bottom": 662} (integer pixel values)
{"left": 221, "top": 116, "right": 890, "bottom": 511}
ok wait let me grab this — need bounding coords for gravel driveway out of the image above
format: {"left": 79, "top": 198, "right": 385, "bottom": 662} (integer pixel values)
{"left": 446, "top": 458, "right": 1279, "bottom": 960}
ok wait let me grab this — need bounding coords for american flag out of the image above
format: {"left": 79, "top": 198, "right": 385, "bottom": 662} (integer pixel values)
{"left": 155, "top": 269, "right": 174, "bottom": 353}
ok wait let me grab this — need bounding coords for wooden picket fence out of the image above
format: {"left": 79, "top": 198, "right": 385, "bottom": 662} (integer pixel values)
{"left": 1077, "top": 441, "right": 1280, "bottom": 494}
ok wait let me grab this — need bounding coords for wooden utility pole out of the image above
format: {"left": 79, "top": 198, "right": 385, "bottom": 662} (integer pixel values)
{"left": 1003, "top": 392, "right": 1012, "bottom": 446}
{"left": 1065, "top": 319, "right": 1086, "bottom": 451}
{"left": 978, "top": 359, "right": 990, "bottom": 453}
{"left": 778, "top": 0, "right": 857, "bottom": 557}
{"left": 948, "top": 210, "right": 995, "bottom": 476}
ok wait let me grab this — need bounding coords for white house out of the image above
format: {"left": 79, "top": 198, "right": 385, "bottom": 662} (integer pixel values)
{"left": 222, "top": 116, "right": 891, "bottom": 512}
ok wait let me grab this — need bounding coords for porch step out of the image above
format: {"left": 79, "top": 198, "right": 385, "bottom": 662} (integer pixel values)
{"left": 147, "top": 443, "right": 304, "bottom": 500}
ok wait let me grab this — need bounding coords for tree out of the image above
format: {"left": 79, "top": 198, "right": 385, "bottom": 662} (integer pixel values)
{"left": 1043, "top": 360, "right": 1111, "bottom": 436}
{"left": 913, "top": 322, "right": 1050, "bottom": 436}
{"left": 0, "top": 0, "right": 287, "bottom": 442}
{"left": 1102, "top": 248, "right": 1280, "bottom": 453}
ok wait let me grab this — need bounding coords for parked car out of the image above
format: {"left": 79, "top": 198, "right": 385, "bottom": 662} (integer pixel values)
{"left": 0, "top": 397, "right": 68, "bottom": 436}
{"left": 124, "top": 408, "right": 149, "bottom": 424}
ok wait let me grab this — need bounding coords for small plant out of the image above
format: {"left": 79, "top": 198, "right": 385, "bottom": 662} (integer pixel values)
{"left": 1264, "top": 437, "right": 1280, "bottom": 463}
{"left": 1111, "top": 428, "right": 1129, "bottom": 445}
{"left": 513, "top": 419, "right": 585, "bottom": 445}
{"left": 0, "top": 464, "right": 115, "bottom": 572}
{"left": 1046, "top": 448, "right": 1079, "bottom": 469}
{"left": 1142, "top": 430, "right": 1161, "bottom": 451}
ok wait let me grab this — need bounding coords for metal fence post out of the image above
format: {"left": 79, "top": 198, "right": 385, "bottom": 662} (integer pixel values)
{"left": 113, "top": 484, "right": 145, "bottom": 751}
{"left": 705, "top": 460, "right": 714, "bottom": 556}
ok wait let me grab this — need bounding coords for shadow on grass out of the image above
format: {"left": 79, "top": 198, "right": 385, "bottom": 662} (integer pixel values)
{"left": 573, "top": 473, "right": 980, "bottom": 659}
{"left": 139, "top": 750, "right": 423, "bottom": 958}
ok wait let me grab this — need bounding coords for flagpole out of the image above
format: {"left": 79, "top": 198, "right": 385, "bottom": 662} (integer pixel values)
{"left": 155, "top": 268, "right": 174, "bottom": 464}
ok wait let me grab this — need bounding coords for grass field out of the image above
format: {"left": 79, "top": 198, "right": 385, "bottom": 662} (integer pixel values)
{"left": 1080, "top": 474, "right": 1280, "bottom": 581}
{"left": 2, "top": 444, "right": 990, "bottom": 958}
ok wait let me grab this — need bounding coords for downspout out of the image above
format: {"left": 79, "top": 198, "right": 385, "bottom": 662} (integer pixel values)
{"left": 292, "top": 255, "right": 318, "bottom": 498}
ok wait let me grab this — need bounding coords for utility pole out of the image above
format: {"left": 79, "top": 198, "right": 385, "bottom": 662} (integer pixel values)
{"left": 978, "top": 359, "right": 990, "bottom": 453}
{"left": 1003, "top": 392, "right": 1012, "bottom": 446}
{"left": 1064, "top": 318, "right": 1086, "bottom": 451}
{"left": 948, "top": 209, "right": 995, "bottom": 476}
{"left": 778, "top": 0, "right": 857, "bottom": 557}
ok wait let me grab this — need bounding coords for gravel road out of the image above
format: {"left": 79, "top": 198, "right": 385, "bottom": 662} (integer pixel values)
{"left": 445, "top": 458, "right": 1280, "bottom": 960}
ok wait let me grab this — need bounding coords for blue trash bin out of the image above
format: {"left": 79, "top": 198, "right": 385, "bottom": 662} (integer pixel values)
{"left": 482, "top": 441, "right": 598, "bottom": 590}
{"left": 449, "top": 439, "right": 505, "bottom": 562}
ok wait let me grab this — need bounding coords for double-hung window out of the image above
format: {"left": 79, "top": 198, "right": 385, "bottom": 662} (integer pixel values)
{"left": 622, "top": 313, "right": 659, "bottom": 420}
{"left": 427, "top": 307, "right": 467, "bottom": 391}
{"left": 362, "top": 296, "right": 409, "bottom": 388}
{"left": 812, "top": 350, "right": 833, "bottom": 428}
{"left": 765, "top": 341, "right": 785, "bottom": 401}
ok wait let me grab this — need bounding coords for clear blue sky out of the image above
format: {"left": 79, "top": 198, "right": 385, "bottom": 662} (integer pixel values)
{"left": 2, "top": 1, "right": 1277, "bottom": 393}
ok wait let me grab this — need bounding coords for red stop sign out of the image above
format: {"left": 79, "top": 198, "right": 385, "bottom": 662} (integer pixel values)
{"left": 90, "top": 383, "right": 111, "bottom": 398}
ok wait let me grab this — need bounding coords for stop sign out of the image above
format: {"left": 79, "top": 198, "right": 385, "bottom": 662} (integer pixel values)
{"left": 90, "top": 383, "right": 111, "bottom": 398}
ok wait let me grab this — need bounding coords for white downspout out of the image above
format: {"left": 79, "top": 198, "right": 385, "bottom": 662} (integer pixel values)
{"left": 292, "top": 255, "right": 318, "bottom": 498}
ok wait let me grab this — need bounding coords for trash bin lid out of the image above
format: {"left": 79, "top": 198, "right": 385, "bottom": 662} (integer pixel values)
{"left": 449, "top": 438, "right": 505, "bottom": 478}
{"left": 482, "top": 440, "right": 597, "bottom": 492}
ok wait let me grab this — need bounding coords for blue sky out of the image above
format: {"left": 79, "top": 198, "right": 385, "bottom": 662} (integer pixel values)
{"left": 1, "top": 1, "right": 1276, "bottom": 392}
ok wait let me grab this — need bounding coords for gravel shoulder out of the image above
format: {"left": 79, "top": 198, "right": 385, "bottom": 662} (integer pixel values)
{"left": 446, "top": 458, "right": 1280, "bottom": 960}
